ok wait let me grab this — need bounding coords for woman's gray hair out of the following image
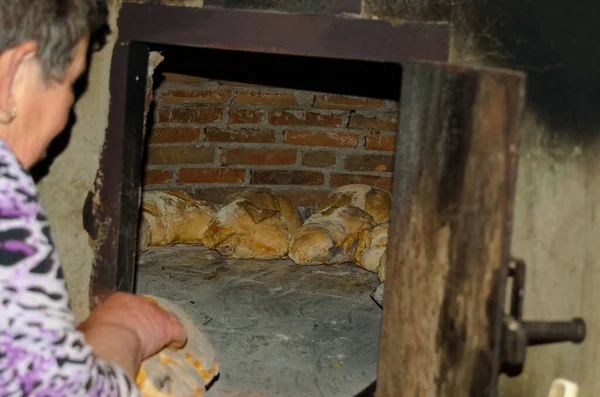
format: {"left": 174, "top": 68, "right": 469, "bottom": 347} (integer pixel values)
{"left": 0, "top": 0, "right": 108, "bottom": 81}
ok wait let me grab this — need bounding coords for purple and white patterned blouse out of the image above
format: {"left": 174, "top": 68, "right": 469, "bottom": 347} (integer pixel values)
{"left": 0, "top": 139, "right": 140, "bottom": 396}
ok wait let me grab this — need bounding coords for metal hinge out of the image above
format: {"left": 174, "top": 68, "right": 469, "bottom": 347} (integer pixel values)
{"left": 501, "top": 259, "right": 586, "bottom": 377}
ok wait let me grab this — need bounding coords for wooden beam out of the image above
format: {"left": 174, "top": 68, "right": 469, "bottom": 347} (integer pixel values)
{"left": 87, "top": 41, "right": 149, "bottom": 308}
{"left": 202, "top": 0, "right": 362, "bottom": 15}
{"left": 117, "top": 3, "right": 449, "bottom": 63}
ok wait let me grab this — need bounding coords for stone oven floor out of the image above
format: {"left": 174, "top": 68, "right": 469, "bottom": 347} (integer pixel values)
{"left": 135, "top": 244, "right": 381, "bottom": 397}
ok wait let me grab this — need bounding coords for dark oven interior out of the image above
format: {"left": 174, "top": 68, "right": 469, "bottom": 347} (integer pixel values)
{"left": 135, "top": 44, "right": 401, "bottom": 396}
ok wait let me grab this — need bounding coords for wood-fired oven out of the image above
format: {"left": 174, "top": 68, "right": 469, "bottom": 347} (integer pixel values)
{"left": 81, "top": 3, "right": 586, "bottom": 396}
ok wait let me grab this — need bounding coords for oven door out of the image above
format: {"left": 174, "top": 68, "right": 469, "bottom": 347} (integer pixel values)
{"left": 377, "top": 61, "right": 522, "bottom": 397}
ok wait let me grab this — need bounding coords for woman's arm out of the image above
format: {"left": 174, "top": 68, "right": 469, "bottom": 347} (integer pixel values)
{"left": 78, "top": 322, "right": 144, "bottom": 379}
{"left": 0, "top": 223, "right": 139, "bottom": 395}
{"left": 0, "top": 147, "right": 183, "bottom": 395}
{"left": 0, "top": 203, "right": 140, "bottom": 395}
{"left": 77, "top": 292, "right": 187, "bottom": 379}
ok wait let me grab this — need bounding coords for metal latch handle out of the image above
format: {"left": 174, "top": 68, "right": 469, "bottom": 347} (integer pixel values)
{"left": 501, "top": 259, "right": 586, "bottom": 377}
{"left": 523, "top": 318, "right": 585, "bottom": 346}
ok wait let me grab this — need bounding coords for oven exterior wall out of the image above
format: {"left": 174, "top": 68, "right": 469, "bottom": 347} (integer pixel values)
{"left": 362, "top": 0, "right": 600, "bottom": 396}
{"left": 35, "top": 2, "right": 213, "bottom": 324}
{"left": 33, "top": 0, "right": 598, "bottom": 394}
{"left": 34, "top": 0, "right": 124, "bottom": 323}
{"left": 145, "top": 74, "right": 397, "bottom": 206}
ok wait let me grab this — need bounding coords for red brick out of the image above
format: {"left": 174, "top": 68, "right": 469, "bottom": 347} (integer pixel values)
{"left": 344, "top": 154, "right": 394, "bottom": 172}
{"left": 162, "top": 72, "right": 207, "bottom": 84}
{"left": 147, "top": 147, "right": 214, "bottom": 165}
{"left": 229, "top": 109, "right": 264, "bottom": 124}
{"left": 313, "top": 94, "right": 384, "bottom": 110}
{"left": 233, "top": 92, "right": 297, "bottom": 106}
{"left": 301, "top": 151, "right": 337, "bottom": 168}
{"left": 348, "top": 114, "right": 398, "bottom": 132}
{"left": 251, "top": 170, "right": 324, "bottom": 186}
{"left": 365, "top": 134, "right": 396, "bottom": 151}
{"left": 148, "top": 127, "right": 200, "bottom": 144}
{"left": 160, "top": 89, "right": 232, "bottom": 105}
{"left": 178, "top": 168, "right": 246, "bottom": 183}
{"left": 220, "top": 148, "right": 296, "bottom": 166}
{"left": 204, "top": 127, "right": 275, "bottom": 143}
{"left": 270, "top": 111, "right": 345, "bottom": 127}
{"left": 157, "top": 107, "right": 223, "bottom": 124}
{"left": 144, "top": 169, "right": 173, "bottom": 185}
{"left": 284, "top": 130, "right": 358, "bottom": 148}
{"left": 330, "top": 174, "right": 393, "bottom": 191}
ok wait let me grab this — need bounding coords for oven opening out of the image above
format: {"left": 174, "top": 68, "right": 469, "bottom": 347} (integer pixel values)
{"left": 135, "top": 44, "right": 402, "bottom": 396}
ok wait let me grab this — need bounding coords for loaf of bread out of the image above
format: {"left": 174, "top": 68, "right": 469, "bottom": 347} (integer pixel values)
{"left": 288, "top": 206, "right": 376, "bottom": 265}
{"left": 137, "top": 189, "right": 217, "bottom": 253}
{"left": 354, "top": 222, "right": 389, "bottom": 273}
{"left": 203, "top": 189, "right": 303, "bottom": 259}
{"left": 316, "top": 184, "right": 391, "bottom": 224}
{"left": 378, "top": 248, "right": 387, "bottom": 283}
{"left": 225, "top": 188, "right": 302, "bottom": 235}
{"left": 137, "top": 215, "right": 152, "bottom": 253}
{"left": 136, "top": 295, "right": 219, "bottom": 397}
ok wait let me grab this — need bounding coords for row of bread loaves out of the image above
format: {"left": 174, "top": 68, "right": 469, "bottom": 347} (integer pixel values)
{"left": 136, "top": 185, "right": 390, "bottom": 282}
{"left": 137, "top": 188, "right": 302, "bottom": 259}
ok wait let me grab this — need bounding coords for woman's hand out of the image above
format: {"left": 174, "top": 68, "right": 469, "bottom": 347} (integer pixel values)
{"left": 77, "top": 292, "right": 187, "bottom": 378}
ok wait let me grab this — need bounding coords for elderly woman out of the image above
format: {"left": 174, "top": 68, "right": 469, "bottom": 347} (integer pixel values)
{"left": 0, "top": 1, "right": 186, "bottom": 395}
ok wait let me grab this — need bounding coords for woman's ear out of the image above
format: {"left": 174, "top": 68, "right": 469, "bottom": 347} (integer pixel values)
{"left": 0, "top": 41, "right": 37, "bottom": 123}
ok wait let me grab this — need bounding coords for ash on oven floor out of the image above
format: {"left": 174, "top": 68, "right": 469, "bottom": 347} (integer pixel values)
{"left": 136, "top": 244, "right": 381, "bottom": 397}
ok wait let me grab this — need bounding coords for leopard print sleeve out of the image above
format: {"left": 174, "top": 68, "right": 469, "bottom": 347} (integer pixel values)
{"left": 0, "top": 140, "right": 141, "bottom": 397}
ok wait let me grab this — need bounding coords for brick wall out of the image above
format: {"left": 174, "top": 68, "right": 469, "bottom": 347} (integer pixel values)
{"left": 144, "top": 72, "right": 399, "bottom": 206}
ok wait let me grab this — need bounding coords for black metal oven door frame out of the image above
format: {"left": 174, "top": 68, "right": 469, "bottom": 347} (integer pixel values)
{"left": 86, "top": 2, "right": 450, "bottom": 307}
